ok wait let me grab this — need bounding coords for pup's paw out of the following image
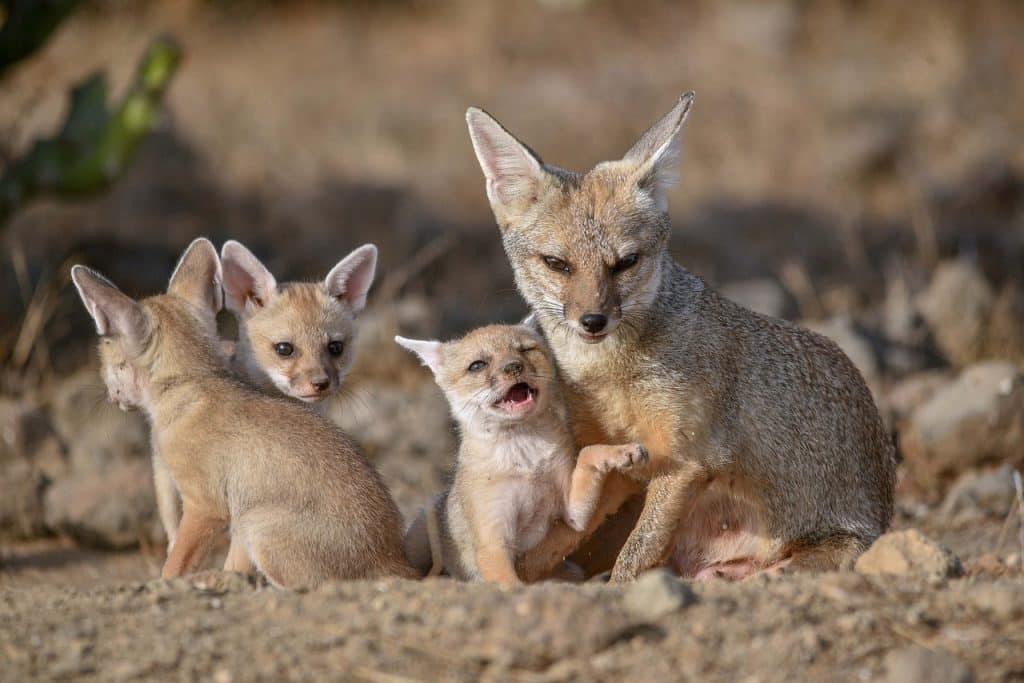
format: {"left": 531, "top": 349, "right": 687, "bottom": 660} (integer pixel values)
{"left": 608, "top": 443, "right": 648, "bottom": 471}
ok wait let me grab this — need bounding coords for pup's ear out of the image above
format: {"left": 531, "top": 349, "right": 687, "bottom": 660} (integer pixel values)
{"left": 326, "top": 244, "right": 377, "bottom": 314}
{"left": 220, "top": 240, "right": 277, "bottom": 316}
{"left": 394, "top": 336, "right": 444, "bottom": 375}
{"left": 621, "top": 92, "right": 694, "bottom": 212}
{"left": 168, "top": 238, "right": 223, "bottom": 316}
{"left": 71, "top": 265, "right": 147, "bottom": 343}
{"left": 466, "top": 107, "right": 547, "bottom": 226}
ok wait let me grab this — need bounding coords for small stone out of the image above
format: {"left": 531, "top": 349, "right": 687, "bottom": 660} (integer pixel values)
{"left": 883, "top": 645, "right": 973, "bottom": 683}
{"left": 855, "top": 530, "right": 962, "bottom": 580}
{"left": 900, "top": 361, "right": 1024, "bottom": 492}
{"left": 967, "top": 583, "right": 1024, "bottom": 620}
{"left": 916, "top": 260, "right": 993, "bottom": 368}
{"left": 621, "top": 568, "right": 697, "bottom": 620}
{"left": 941, "top": 465, "right": 1016, "bottom": 520}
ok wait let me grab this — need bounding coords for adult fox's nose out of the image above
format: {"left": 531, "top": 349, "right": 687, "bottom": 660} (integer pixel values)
{"left": 502, "top": 360, "right": 524, "bottom": 377}
{"left": 579, "top": 313, "right": 608, "bottom": 334}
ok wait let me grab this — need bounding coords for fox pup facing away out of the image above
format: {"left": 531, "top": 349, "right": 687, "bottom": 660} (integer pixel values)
{"left": 397, "top": 325, "right": 647, "bottom": 585}
{"left": 466, "top": 94, "right": 896, "bottom": 582}
{"left": 71, "top": 238, "right": 415, "bottom": 587}
{"left": 221, "top": 239, "right": 377, "bottom": 409}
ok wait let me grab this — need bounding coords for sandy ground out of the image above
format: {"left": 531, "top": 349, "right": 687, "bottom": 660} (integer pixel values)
{"left": 3, "top": 2, "right": 1024, "bottom": 681}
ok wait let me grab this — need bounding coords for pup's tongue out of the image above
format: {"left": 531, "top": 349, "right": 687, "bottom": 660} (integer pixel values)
{"left": 504, "top": 383, "right": 532, "bottom": 404}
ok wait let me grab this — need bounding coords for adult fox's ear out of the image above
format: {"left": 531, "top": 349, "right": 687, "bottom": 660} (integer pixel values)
{"left": 71, "top": 265, "right": 147, "bottom": 344}
{"left": 466, "top": 107, "right": 547, "bottom": 227}
{"left": 168, "top": 238, "right": 224, "bottom": 316}
{"left": 326, "top": 244, "right": 377, "bottom": 314}
{"left": 622, "top": 92, "right": 694, "bottom": 213}
{"left": 394, "top": 336, "right": 444, "bottom": 375}
{"left": 221, "top": 240, "right": 278, "bottom": 316}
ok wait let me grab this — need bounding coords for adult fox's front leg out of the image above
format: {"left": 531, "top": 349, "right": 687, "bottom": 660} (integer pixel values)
{"left": 609, "top": 460, "right": 707, "bottom": 582}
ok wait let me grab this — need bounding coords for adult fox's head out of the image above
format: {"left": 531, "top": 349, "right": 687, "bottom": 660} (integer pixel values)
{"left": 466, "top": 93, "right": 693, "bottom": 346}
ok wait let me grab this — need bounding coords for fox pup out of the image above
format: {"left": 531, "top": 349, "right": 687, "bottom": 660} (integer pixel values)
{"left": 397, "top": 325, "right": 647, "bottom": 585}
{"left": 466, "top": 94, "right": 896, "bottom": 582}
{"left": 72, "top": 238, "right": 414, "bottom": 587}
{"left": 221, "top": 239, "right": 377, "bottom": 408}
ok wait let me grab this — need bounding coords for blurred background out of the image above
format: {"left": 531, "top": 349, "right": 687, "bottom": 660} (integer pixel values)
{"left": 2, "top": 0, "right": 1023, "bottom": 582}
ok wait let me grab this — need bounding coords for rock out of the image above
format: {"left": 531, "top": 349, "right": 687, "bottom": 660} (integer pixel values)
{"left": 0, "top": 398, "right": 68, "bottom": 479}
{"left": 0, "top": 460, "right": 48, "bottom": 539}
{"left": 720, "top": 279, "right": 789, "bottom": 318}
{"left": 621, "top": 569, "right": 697, "bottom": 620}
{"left": 917, "top": 260, "right": 993, "bottom": 367}
{"left": 966, "top": 583, "right": 1024, "bottom": 620}
{"left": 884, "top": 645, "right": 973, "bottom": 683}
{"left": 940, "top": 465, "right": 1016, "bottom": 521}
{"left": 44, "top": 460, "right": 163, "bottom": 549}
{"left": 879, "top": 371, "right": 952, "bottom": 432}
{"left": 0, "top": 399, "right": 69, "bottom": 539}
{"left": 49, "top": 370, "right": 150, "bottom": 474}
{"left": 855, "top": 530, "right": 962, "bottom": 580}
{"left": 804, "top": 315, "right": 879, "bottom": 385}
{"left": 900, "top": 361, "right": 1024, "bottom": 492}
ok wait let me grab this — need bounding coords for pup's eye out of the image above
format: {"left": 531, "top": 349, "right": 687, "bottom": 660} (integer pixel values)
{"left": 274, "top": 342, "right": 294, "bottom": 357}
{"left": 542, "top": 256, "right": 571, "bottom": 274}
{"left": 327, "top": 340, "right": 345, "bottom": 356}
{"left": 612, "top": 253, "right": 640, "bottom": 274}
{"left": 467, "top": 360, "right": 487, "bottom": 372}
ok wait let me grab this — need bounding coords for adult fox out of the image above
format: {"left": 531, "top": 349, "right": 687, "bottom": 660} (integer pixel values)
{"left": 465, "top": 93, "right": 895, "bottom": 582}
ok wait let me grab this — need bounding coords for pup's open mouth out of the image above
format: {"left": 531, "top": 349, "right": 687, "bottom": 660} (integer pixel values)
{"left": 495, "top": 382, "right": 537, "bottom": 414}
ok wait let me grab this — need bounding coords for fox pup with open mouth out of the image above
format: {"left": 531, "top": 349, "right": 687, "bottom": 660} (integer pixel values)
{"left": 398, "top": 324, "right": 647, "bottom": 585}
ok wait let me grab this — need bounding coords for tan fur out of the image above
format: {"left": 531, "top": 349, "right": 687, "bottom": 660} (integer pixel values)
{"left": 466, "top": 94, "right": 896, "bottom": 581}
{"left": 147, "top": 240, "right": 377, "bottom": 567}
{"left": 72, "top": 239, "right": 414, "bottom": 588}
{"left": 396, "top": 325, "right": 645, "bottom": 584}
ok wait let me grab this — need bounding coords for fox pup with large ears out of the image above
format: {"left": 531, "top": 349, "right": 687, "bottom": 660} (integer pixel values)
{"left": 72, "top": 238, "right": 414, "bottom": 587}
{"left": 397, "top": 325, "right": 647, "bottom": 584}
{"left": 220, "top": 240, "right": 377, "bottom": 408}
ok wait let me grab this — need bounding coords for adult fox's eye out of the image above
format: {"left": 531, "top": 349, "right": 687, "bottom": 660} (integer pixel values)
{"left": 327, "top": 340, "right": 345, "bottom": 356}
{"left": 274, "top": 342, "right": 294, "bottom": 357}
{"left": 542, "top": 256, "right": 571, "bottom": 274}
{"left": 612, "top": 253, "right": 639, "bottom": 274}
{"left": 468, "top": 360, "right": 487, "bottom": 372}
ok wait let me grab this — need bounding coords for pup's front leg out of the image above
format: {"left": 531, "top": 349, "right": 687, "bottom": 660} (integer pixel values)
{"left": 609, "top": 460, "right": 706, "bottom": 582}
{"left": 151, "top": 446, "right": 180, "bottom": 554}
{"left": 566, "top": 443, "right": 649, "bottom": 531}
{"left": 161, "top": 506, "right": 226, "bottom": 579}
{"left": 475, "top": 542, "right": 520, "bottom": 586}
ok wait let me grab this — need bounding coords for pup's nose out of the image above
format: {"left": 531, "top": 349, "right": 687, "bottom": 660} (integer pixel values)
{"left": 579, "top": 313, "right": 608, "bottom": 334}
{"left": 502, "top": 360, "right": 523, "bottom": 377}
{"left": 311, "top": 377, "right": 331, "bottom": 392}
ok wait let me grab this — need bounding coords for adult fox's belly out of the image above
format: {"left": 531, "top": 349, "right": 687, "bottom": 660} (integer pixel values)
{"left": 670, "top": 473, "right": 787, "bottom": 580}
